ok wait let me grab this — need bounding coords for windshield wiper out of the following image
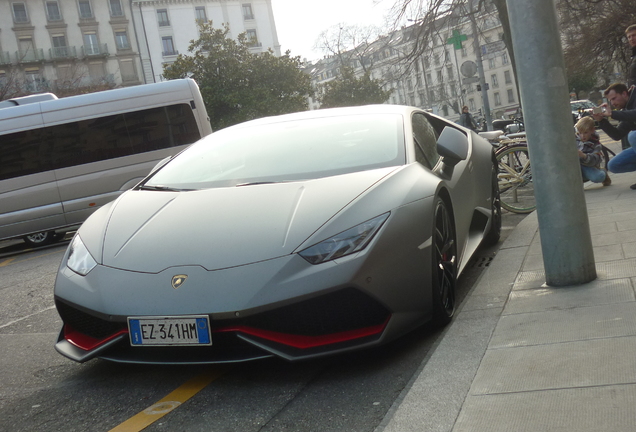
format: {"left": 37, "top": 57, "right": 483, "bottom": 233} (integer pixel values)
{"left": 139, "top": 185, "right": 188, "bottom": 192}
{"left": 235, "top": 181, "right": 278, "bottom": 187}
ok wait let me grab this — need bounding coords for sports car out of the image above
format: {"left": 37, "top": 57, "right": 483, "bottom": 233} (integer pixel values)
{"left": 54, "top": 105, "right": 501, "bottom": 364}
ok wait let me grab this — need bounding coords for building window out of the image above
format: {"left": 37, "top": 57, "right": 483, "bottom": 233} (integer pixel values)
{"left": 157, "top": 9, "right": 170, "bottom": 27}
{"left": 109, "top": 0, "right": 123, "bottom": 17}
{"left": 46, "top": 1, "right": 62, "bottom": 21}
{"left": 245, "top": 29, "right": 259, "bottom": 47}
{"left": 489, "top": 58, "right": 496, "bottom": 69}
{"left": 119, "top": 59, "right": 137, "bottom": 82}
{"left": 18, "top": 37, "right": 35, "bottom": 61}
{"left": 195, "top": 6, "right": 207, "bottom": 22}
{"left": 433, "top": 54, "right": 440, "bottom": 66}
{"left": 84, "top": 33, "right": 100, "bottom": 55}
{"left": 78, "top": 0, "right": 93, "bottom": 18}
{"left": 242, "top": 4, "right": 254, "bottom": 20}
{"left": 446, "top": 65, "right": 453, "bottom": 79}
{"left": 115, "top": 31, "right": 130, "bottom": 50}
{"left": 436, "top": 70, "right": 443, "bottom": 83}
{"left": 502, "top": 52, "right": 509, "bottom": 65}
{"left": 494, "top": 92, "right": 501, "bottom": 106}
{"left": 25, "top": 69, "right": 44, "bottom": 92}
{"left": 51, "top": 35, "right": 68, "bottom": 58}
{"left": 507, "top": 89, "right": 515, "bottom": 103}
{"left": 491, "top": 74, "right": 499, "bottom": 88}
{"left": 12, "top": 3, "right": 29, "bottom": 23}
{"left": 162, "top": 36, "right": 177, "bottom": 56}
{"left": 504, "top": 70, "right": 512, "bottom": 85}
{"left": 461, "top": 47, "right": 467, "bottom": 57}
{"left": 469, "top": 98, "right": 475, "bottom": 111}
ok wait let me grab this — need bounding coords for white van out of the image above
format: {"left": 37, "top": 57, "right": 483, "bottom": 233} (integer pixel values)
{"left": 0, "top": 79, "right": 212, "bottom": 246}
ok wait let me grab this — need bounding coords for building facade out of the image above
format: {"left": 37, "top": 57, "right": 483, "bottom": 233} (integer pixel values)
{"left": 0, "top": 0, "right": 142, "bottom": 97}
{"left": 131, "top": 0, "right": 281, "bottom": 83}
{"left": 306, "top": 4, "right": 520, "bottom": 123}
{"left": 0, "top": 0, "right": 280, "bottom": 98}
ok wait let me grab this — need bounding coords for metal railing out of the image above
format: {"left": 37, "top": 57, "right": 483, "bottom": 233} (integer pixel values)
{"left": 82, "top": 43, "right": 109, "bottom": 57}
{"left": 50, "top": 46, "right": 77, "bottom": 59}
{"left": 16, "top": 49, "right": 45, "bottom": 63}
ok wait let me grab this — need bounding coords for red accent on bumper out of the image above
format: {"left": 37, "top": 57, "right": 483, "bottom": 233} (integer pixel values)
{"left": 64, "top": 324, "right": 128, "bottom": 351}
{"left": 215, "top": 317, "right": 390, "bottom": 349}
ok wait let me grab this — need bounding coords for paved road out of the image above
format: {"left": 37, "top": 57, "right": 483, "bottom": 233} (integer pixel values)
{"left": 0, "top": 202, "right": 526, "bottom": 432}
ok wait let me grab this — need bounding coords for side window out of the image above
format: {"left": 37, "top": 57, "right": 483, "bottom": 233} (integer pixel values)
{"left": 411, "top": 113, "right": 440, "bottom": 168}
{"left": 0, "top": 129, "right": 46, "bottom": 181}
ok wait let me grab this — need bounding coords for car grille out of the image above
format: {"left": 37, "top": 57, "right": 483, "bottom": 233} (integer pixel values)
{"left": 235, "top": 287, "right": 390, "bottom": 336}
{"left": 55, "top": 299, "right": 126, "bottom": 339}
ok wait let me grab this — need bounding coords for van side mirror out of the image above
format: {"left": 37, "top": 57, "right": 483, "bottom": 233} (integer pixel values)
{"left": 437, "top": 126, "right": 468, "bottom": 167}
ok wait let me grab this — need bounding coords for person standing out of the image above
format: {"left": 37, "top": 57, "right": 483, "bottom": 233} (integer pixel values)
{"left": 458, "top": 105, "right": 477, "bottom": 131}
{"left": 593, "top": 83, "right": 636, "bottom": 189}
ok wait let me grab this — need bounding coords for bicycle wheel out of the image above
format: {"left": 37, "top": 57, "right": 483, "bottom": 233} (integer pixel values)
{"left": 495, "top": 144, "right": 536, "bottom": 213}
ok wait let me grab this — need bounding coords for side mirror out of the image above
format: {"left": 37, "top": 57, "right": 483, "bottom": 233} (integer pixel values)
{"left": 437, "top": 126, "right": 469, "bottom": 167}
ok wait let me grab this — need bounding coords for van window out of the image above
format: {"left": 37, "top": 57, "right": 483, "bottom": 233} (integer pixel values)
{"left": 0, "top": 103, "right": 199, "bottom": 181}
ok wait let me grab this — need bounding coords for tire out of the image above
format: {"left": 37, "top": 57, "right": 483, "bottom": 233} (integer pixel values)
{"left": 495, "top": 144, "right": 536, "bottom": 214}
{"left": 431, "top": 197, "right": 457, "bottom": 327}
{"left": 23, "top": 231, "right": 57, "bottom": 247}
{"left": 483, "top": 159, "right": 502, "bottom": 246}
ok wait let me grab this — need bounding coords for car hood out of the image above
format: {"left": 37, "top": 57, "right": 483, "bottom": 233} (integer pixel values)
{"left": 98, "top": 167, "right": 398, "bottom": 273}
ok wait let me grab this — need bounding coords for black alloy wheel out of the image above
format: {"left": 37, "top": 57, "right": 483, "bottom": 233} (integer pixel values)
{"left": 431, "top": 197, "right": 457, "bottom": 327}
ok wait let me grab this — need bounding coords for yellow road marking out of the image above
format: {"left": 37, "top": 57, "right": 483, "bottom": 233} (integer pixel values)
{"left": 108, "top": 366, "right": 230, "bottom": 432}
{"left": 0, "top": 249, "right": 64, "bottom": 267}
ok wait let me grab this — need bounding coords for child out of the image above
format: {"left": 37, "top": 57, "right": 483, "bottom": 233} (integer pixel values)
{"left": 575, "top": 116, "right": 611, "bottom": 186}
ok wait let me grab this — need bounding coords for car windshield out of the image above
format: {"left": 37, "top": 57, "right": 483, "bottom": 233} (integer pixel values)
{"left": 571, "top": 100, "right": 596, "bottom": 110}
{"left": 143, "top": 113, "right": 406, "bottom": 189}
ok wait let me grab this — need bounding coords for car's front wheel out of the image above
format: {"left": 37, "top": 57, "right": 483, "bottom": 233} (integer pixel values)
{"left": 431, "top": 197, "right": 457, "bottom": 327}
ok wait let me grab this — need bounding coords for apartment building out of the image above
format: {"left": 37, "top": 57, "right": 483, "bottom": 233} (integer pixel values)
{"left": 0, "top": 0, "right": 280, "bottom": 98}
{"left": 306, "top": 4, "right": 520, "bottom": 123}
{"left": 131, "top": 0, "right": 281, "bottom": 83}
{"left": 0, "top": 0, "right": 142, "bottom": 96}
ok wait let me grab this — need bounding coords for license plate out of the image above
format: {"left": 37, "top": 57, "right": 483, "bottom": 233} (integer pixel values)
{"left": 128, "top": 316, "right": 212, "bottom": 346}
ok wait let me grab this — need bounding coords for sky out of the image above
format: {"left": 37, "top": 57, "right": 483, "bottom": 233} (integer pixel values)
{"left": 270, "top": 0, "right": 397, "bottom": 62}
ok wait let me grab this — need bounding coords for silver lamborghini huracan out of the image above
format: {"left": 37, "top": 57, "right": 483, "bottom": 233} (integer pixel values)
{"left": 54, "top": 105, "right": 501, "bottom": 364}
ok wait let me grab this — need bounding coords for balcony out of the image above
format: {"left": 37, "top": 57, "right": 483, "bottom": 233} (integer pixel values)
{"left": 82, "top": 43, "right": 109, "bottom": 58}
{"left": 162, "top": 49, "right": 179, "bottom": 57}
{"left": 16, "top": 49, "right": 46, "bottom": 64}
{"left": 50, "top": 46, "right": 77, "bottom": 60}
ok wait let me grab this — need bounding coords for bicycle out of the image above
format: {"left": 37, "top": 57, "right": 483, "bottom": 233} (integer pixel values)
{"left": 495, "top": 142, "right": 535, "bottom": 214}
{"left": 479, "top": 129, "right": 536, "bottom": 214}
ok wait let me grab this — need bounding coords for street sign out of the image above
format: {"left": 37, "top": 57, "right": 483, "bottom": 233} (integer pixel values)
{"left": 463, "top": 77, "right": 480, "bottom": 84}
{"left": 460, "top": 61, "right": 478, "bottom": 78}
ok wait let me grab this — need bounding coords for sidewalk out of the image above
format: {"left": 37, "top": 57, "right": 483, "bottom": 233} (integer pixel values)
{"left": 378, "top": 151, "right": 636, "bottom": 431}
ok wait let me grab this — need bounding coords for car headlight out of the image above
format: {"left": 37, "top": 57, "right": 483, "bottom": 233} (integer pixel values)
{"left": 66, "top": 235, "right": 97, "bottom": 276}
{"left": 299, "top": 213, "right": 390, "bottom": 265}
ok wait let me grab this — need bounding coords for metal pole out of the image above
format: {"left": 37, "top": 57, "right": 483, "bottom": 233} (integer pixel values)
{"left": 468, "top": 7, "right": 493, "bottom": 130}
{"left": 506, "top": 0, "right": 596, "bottom": 285}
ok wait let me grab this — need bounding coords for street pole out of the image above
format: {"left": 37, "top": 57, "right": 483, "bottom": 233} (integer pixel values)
{"left": 468, "top": 5, "right": 493, "bottom": 130}
{"left": 506, "top": 0, "right": 596, "bottom": 285}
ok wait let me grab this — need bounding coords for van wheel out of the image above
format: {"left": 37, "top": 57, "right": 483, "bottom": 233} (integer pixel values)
{"left": 23, "top": 231, "right": 56, "bottom": 247}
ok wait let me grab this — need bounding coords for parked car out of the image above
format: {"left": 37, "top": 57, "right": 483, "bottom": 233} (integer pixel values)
{"left": 570, "top": 99, "right": 598, "bottom": 124}
{"left": 54, "top": 105, "right": 501, "bottom": 364}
